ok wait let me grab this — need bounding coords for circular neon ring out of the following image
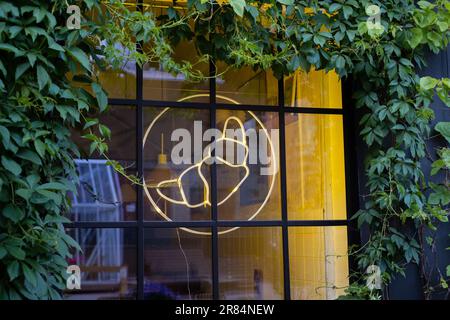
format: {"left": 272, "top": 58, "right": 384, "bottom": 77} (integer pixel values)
{"left": 142, "top": 94, "right": 277, "bottom": 235}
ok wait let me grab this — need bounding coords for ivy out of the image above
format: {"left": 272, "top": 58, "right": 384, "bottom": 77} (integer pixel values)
{"left": 417, "top": 74, "right": 450, "bottom": 294}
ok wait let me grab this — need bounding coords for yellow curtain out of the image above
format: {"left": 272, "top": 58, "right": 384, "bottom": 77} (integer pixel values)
{"left": 286, "top": 69, "right": 349, "bottom": 299}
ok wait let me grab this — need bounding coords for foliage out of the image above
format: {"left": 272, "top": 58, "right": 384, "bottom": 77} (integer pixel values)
{"left": 0, "top": 0, "right": 93, "bottom": 299}
{"left": 417, "top": 75, "right": 450, "bottom": 295}
{"left": 337, "top": 282, "right": 382, "bottom": 300}
{"left": 0, "top": 0, "right": 449, "bottom": 299}
{"left": 0, "top": 0, "right": 196, "bottom": 299}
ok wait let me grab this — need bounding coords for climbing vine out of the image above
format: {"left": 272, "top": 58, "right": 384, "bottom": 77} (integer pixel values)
{"left": 416, "top": 75, "right": 450, "bottom": 297}
{"left": 0, "top": 0, "right": 449, "bottom": 299}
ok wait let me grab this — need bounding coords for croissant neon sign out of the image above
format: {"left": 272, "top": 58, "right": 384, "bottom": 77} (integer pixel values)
{"left": 143, "top": 94, "right": 277, "bottom": 235}
{"left": 156, "top": 116, "right": 251, "bottom": 208}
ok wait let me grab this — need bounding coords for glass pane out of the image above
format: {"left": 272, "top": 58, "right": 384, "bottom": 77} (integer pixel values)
{"left": 143, "top": 108, "right": 211, "bottom": 221}
{"left": 219, "top": 227, "right": 283, "bottom": 300}
{"left": 70, "top": 106, "right": 137, "bottom": 221}
{"left": 289, "top": 227, "right": 349, "bottom": 300}
{"left": 144, "top": 228, "right": 212, "bottom": 299}
{"left": 216, "top": 63, "right": 278, "bottom": 105}
{"left": 98, "top": 65, "right": 136, "bottom": 99}
{"left": 216, "top": 110, "right": 280, "bottom": 221}
{"left": 284, "top": 69, "right": 342, "bottom": 108}
{"left": 70, "top": 65, "right": 136, "bottom": 100}
{"left": 285, "top": 114, "right": 346, "bottom": 220}
{"left": 64, "top": 228, "right": 137, "bottom": 300}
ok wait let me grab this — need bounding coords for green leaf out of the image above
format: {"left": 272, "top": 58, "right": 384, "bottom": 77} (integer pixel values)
{"left": 91, "top": 83, "right": 108, "bottom": 112}
{"left": 0, "top": 43, "right": 23, "bottom": 56}
{"left": 36, "top": 182, "right": 67, "bottom": 191}
{"left": 277, "top": 0, "right": 294, "bottom": 5}
{"left": 0, "top": 60, "right": 6, "bottom": 77}
{"left": 7, "top": 261, "right": 20, "bottom": 281}
{"left": 358, "top": 21, "right": 368, "bottom": 35}
{"left": 313, "top": 34, "right": 327, "bottom": 47}
{"left": 229, "top": 0, "right": 246, "bottom": 17}
{"left": 1, "top": 156, "right": 22, "bottom": 175}
{"left": 431, "top": 159, "right": 445, "bottom": 175}
{"left": 408, "top": 28, "right": 423, "bottom": 49}
{"left": 2, "top": 205, "right": 24, "bottom": 223}
{"left": 336, "top": 56, "right": 346, "bottom": 69}
{"left": 418, "top": 1, "right": 434, "bottom": 9}
{"left": 99, "top": 124, "right": 111, "bottom": 139}
{"left": 329, "top": 3, "right": 342, "bottom": 13}
{"left": 0, "top": 125, "right": 10, "bottom": 148}
{"left": 16, "top": 188, "right": 33, "bottom": 201}
{"left": 287, "top": 55, "right": 300, "bottom": 72}
{"left": 34, "top": 139, "right": 46, "bottom": 158}
{"left": 427, "top": 31, "right": 442, "bottom": 47}
{"left": 245, "top": 4, "right": 259, "bottom": 20}
{"left": 89, "top": 141, "right": 98, "bottom": 155}
{"left": 437, "top": 21, "right": 448, "bottom": 33}
{"left": 17, "top": 150, "right": 42, "bottom": 165}
{"left": 15, "top": 63, "right": 30, "bottom": 80}
{"left": 44, "top": 214, "right": 71, "bottom": 225}
{"left": 7, "top": 246, "right": 25, "bottom": 260}
{"left": 32, "top": 7, "right": 46, "bottom": 23}
{"left": 36, "top": 65, "right": 50, "bottom": 90}
{"left": 447, "top": 265, "right": 450, "bottom": 277}
{"left": 67, "top": 47, "right": 91, "bottom": 71}
{"left": 36, "top": 189, "right": 62, "bottom": 205}
{"left": 22, "top": 264, "right": 37, "bottom": 287}
{"left": 0, "top": 247, "right": 7, "bottom": 259}
{"left": 83, "top": 118, "right": 98, "bottom": 130}
{"left": 420, "top": 76, "right": 439, "bottom": 91}
{"left": 435, "top": 122, "right": 450, "bottom": 143}
{"left": 47, "top": 38, "right": 65, "bottom": 52}
{"left": 342, "top": 6, "right": 353, "bottom": 19}
{"left": 8, "top": 26, "right": 22, "bottom": 38}
{"left": 61, "top": 232, "right": 82, "bottom": 252}
{"left": 442, "top": 78, "right": 450, "bottom": 90}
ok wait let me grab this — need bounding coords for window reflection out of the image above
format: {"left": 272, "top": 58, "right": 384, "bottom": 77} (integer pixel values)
{"left": 289, "top": 227, "right": 349, "bottom": 300}
{"left": 64, "top": 228, "right": 136, "bottom": 300}
{"left": 219, "top": 227, "right": 283, "bottom": 300}
{"left": 285, "top": 114, "right": 346, "bottom": 220}
{"left": 144, "top": 228, "right": 212, "bottom": 300}
{"left": 70, "top": 106, "right": 136, "bottom": 221}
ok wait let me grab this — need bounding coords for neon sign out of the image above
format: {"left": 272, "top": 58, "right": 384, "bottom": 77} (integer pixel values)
{"left": 143, "top": 94, "right": 277, "bottom": 235}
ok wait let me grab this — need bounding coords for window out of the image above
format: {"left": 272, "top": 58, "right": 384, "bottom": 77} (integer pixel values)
{"left": 66, "top": 2, "right": 353, "bottom": 301}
